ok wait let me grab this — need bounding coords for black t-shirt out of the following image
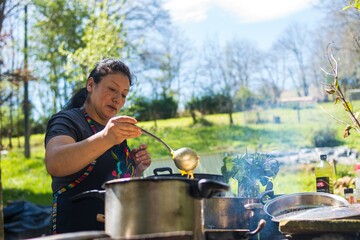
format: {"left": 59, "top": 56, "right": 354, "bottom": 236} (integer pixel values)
{"left": 45, "top": 108, "right": 136, "bottom": 191}
{"left": 45, "top": 108, "right": 97, "bottom": 191}
{"left": 45, "top": 108, "right": 136, "bottom": 233}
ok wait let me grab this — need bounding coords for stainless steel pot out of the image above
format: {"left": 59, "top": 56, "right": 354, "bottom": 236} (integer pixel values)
{"left": 203, "top": 196, "right": 263, "bottom": 230}
{"left": 204, "top": 220, "right": 266, "bottom": 240}
{"left": 72, "top": 177, "right": 229, "bottom": 240}
{"left": 203, "top": 196, "right": 266, "bottom": 239}
{"left": 27, "top": 231, "right": 110, "bottom": 240}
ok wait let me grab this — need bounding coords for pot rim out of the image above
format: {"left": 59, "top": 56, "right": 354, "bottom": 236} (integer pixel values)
{"left": 105, "top": 176, "right": 199, "bottom": 186}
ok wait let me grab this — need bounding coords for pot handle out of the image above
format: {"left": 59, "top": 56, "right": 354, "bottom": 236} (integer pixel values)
{"left": 244, "top": 202, "right": 264, "bottom": 210}
{"left": 153, "top": 167, "right": 173, "bottom": 175}
{"left": 258, "top": 190, "right": 275, "bottom": 205}
{"left": 244, "top": 219, "right": 267, "bottom": 238}
{"left": 70, "top": 189, "right": 106, "bottom": 202}
{"left": 194, "top": 179, "right": 229, "bottom": 198}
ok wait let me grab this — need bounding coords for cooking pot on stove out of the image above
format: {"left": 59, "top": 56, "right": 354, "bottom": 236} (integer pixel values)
{"left": 204, "top": 196, "right": 264, "bottom": 229}
{"left": 71, "top": 177, "right": 229, "bottom": 240}
{"left": 27, "top": 231, "right": 110, "bottom": 240}
{"left": 202, "top": 190, "right": 277, "bottom": 239}
{"left": 203, "top": 196, "right": 266, "bottom": 237}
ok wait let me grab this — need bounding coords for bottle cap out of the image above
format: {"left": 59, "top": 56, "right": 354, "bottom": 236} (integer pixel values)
{"left": 344, "top": 188, "right": 354, "bottom": 194}
{"left": 354, "top": 163, "right": 360, "bottom": 171}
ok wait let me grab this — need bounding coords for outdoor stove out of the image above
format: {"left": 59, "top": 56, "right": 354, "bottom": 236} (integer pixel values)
{"left": 29, "top": 150, "right": 360, "bottom": 240}
{"left": 277, "top": 218, "right": 360, "bottom": 240}
{"left": 246, "top": 203, "right": 360, "bottom": 240}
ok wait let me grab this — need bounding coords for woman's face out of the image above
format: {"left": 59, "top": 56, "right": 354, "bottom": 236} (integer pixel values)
{"left": 86, "top": 73, "right": 130, "bottom": 124}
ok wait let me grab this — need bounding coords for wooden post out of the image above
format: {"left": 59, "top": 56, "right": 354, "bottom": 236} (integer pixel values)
{"left": 23, "top": 4, "right": 30, "bottom": 158}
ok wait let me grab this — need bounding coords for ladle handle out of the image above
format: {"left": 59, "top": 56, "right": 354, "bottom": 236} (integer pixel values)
{"left": 139, "top": 127, "right": 173, "bottom": 154}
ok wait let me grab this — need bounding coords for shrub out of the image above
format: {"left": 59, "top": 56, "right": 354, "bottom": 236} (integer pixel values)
{"left": 311, "top": 128, "right": 343, "bottom": 147}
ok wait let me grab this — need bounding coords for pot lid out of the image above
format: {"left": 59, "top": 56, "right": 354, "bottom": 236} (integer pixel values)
{"left": 105, "top": 176, "right": 198, "bottom": 186}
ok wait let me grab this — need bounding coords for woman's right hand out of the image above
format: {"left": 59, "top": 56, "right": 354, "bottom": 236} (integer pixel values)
{"left": 101, "top": 116, "right": 142, "bottom": 145}
{"left": 45, "top": 115, "right": 142, "bottom": 177}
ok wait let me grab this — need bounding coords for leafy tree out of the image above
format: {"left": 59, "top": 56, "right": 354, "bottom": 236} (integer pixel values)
{"left": 124, "top": 96, "right": 153, "bottom": 121}
{"left": 62, "top": 0, "right": 128, "bottom": 85}
{"left": 125, "top": 95, "right": 178, "bottom": 122}
{"left": 343, "top": 0, "right": 360, "bottom": 11}
{"left": 0, "top": 0, "right": 26, "bottom": 237}
{"left": 152, "top": 94, "right": 178, "bottom": 120}
{"left": 31, "top": 0, "right": 89, "bottom": 116}
{"left": 186, "top": 93, "right": 231, "bottom": 115}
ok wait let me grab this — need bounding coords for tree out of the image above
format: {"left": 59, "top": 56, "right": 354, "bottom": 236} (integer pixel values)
{"left": 133, "top": 24, "right": 193, "bottom": 125}
{"left": 319, "top": 1, "right": 360, "bottom": 138}
{"left": 275, "top": 23, "right": 311, "bottom": 97}
{"left": 315, "top": 0, "right": 360, "bottom": 92}
{"left": 0, "top": 1, "right": 26, "bottom": 238}
{"left": 200, "top": 38, "right": 258, "bottom": 125}
{"left": 31, "top": 0, "right": 89, "bottom": 117}
{"left": 343, "top": 0, "right": 360, "bottom": 11}
{"left": 256, "top": 49, "right": 287, "bottom": 106}
{"left": 62, "top": 0, "right": 128, "bottom": 85}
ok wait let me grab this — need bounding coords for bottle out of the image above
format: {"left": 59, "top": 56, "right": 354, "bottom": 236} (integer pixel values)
{"left": 344, "top": 188, "right": 354, "bottom": 204}
{"left": 315, "top": 154, "right": 335, "bottom": 194}
{"left": 354, "top": 163, "right": 360, "bottom": 203}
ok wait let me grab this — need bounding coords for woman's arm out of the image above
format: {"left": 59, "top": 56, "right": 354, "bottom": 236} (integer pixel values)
{"left": 45, "top": 116, "right": 142, "bottom": 177}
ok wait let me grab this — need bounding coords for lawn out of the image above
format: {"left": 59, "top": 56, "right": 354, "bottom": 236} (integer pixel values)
{"left": 1, "top": 102, "right": 359, "bottom": 206}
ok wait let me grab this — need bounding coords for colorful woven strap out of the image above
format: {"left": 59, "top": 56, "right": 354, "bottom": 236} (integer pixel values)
{"left": 51, "top": 109, "right": 98, "bottom": 234}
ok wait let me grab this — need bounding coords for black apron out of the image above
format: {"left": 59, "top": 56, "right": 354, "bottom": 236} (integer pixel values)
{"left": 51, "top": 110, "right": 136, "bottom": 234}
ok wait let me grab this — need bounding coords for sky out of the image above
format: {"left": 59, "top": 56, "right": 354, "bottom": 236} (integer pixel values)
{"left": 162, "top": 0, "right": 322, "bottom": 51}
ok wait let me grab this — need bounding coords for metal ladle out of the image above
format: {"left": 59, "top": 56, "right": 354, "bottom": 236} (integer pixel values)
{"left": 139, "top": 127, "right": 200, "bottom": 175}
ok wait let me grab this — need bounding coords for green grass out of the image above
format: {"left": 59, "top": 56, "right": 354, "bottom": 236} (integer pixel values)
{"left": 1, "top": 102, "right": 360, "bottom": 206}
{"left": 2, "top": 134, "right": 52, "bottom": 205}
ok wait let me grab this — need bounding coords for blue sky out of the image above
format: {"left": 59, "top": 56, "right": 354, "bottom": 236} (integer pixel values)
{"left": 163, "top": 0, "right": 322, "bottom": 50}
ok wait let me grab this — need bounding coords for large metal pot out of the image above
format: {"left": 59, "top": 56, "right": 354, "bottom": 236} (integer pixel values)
{"left": 27, "top": 231, "right": 110, "bottom": 240}
{"left": 72, "top": 177, "right": 229, "bottom": 240}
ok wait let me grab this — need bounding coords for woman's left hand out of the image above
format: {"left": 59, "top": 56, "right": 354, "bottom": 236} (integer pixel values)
{"left": 131, "top": 144, "right": 151, "bottom": 176}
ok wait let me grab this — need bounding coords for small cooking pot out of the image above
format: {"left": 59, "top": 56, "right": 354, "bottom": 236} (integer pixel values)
{"left": 204, "top": 196, "right": 263, "bottom": 229}
{"left": 204, "top": 219, "right": 266, "bottom": 240}
{"left": 151, "top": 167, "right": 225, "bottom": 182}
{"left": 71, "top": 177, "right": 229, "bottom": 240}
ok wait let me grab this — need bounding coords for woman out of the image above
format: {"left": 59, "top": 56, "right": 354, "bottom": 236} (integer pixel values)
{"left": 44, "top": 58, "right": 151, "bottom": 234}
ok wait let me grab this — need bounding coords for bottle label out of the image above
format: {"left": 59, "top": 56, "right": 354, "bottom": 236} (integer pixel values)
{"left": 316, "top": 177, "right": 330, "bottom": 193}
{"left": 349, "top": 195, "right": 355, "bottom": 204}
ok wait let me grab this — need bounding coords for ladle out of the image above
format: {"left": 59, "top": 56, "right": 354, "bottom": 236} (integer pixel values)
{"left": 139, "top": 127, "right": 200, "bottom": 176}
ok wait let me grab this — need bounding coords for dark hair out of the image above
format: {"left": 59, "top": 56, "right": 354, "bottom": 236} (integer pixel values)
{"left": 63, "top": 58, "right": 134, "bottom": 110}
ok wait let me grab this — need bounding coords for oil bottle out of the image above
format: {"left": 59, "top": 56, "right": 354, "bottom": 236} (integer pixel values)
{"left": 315, "top": 154, "right": 335, "bottom": 194}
